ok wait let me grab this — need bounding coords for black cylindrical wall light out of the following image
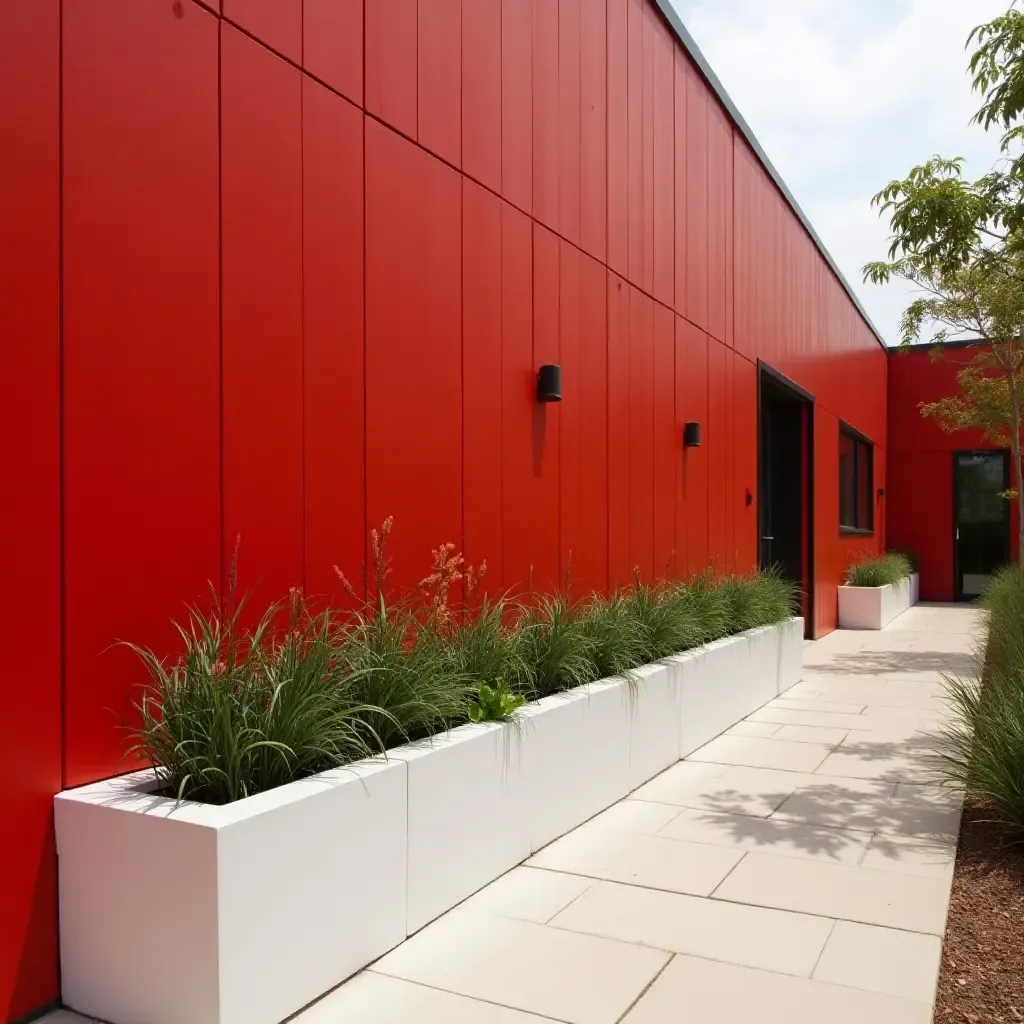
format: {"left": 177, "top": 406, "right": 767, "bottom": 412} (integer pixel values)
{"left": 683, "top": 421, "right": 702, "bottom": 448}
{"left": 537, "top": 364, "right": 562, "bottom": 402}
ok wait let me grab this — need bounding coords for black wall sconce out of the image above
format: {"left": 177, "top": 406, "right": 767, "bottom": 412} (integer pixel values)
{"left": 877, "top": 486, "right": 886, "bottom": 498}
{"left": 537, "top": 364, "right": 562, "bottom": 402}
{"left": 745, "top": 488, "right": 754, "bottom": 507}
{"left": 683, "top": 421, "right": 702, "bottom": 448}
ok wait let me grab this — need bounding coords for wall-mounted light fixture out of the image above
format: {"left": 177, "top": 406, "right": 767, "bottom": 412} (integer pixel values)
{"left": 745, "top": 488, "right": 754, "bottom": 507}
{"left": 877, "top": 486, "right": 886, "bottom": 498}
{"left": 537, "top": 364, "right": 562, "bottom": 402}
{"left": 683, "top": 421, "right": 702, "bottom": 448}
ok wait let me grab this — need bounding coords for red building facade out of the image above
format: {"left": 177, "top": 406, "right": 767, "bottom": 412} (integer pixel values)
{"left": 888, "top": 345, "right": 1020, "bottom": 601}
{"left": 2, "top": 1, "right": 889, "bottom": 1018}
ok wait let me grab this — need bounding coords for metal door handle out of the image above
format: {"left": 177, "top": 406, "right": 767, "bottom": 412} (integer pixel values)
{"left": 761, "top": 536, "right": 774, "bottom": 541}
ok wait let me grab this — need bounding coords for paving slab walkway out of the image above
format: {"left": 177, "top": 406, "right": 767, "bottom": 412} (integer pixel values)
{"left": 51, "top": 603, "right": 981, "bottom": 1024}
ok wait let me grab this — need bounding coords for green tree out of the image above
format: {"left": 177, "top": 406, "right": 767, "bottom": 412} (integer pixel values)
{"left": 864, "top": 7, "right": 1024, "bottom": 566}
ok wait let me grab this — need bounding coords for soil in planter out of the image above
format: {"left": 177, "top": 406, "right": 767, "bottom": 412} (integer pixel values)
{"left": 934, "top": 798, "right": 1024, "bottom": 1023}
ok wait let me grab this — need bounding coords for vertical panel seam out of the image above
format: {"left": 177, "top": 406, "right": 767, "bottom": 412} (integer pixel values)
{"left": 58, "top": 0, "right": 67, "bottom": 799}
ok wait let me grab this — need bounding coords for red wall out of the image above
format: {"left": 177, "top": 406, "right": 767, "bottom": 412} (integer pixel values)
{"left": 0, "top": 0, "right": 886, "bottom": 1017}
{"left": 888, "top": 345, "right": 1019, "bottom": 601}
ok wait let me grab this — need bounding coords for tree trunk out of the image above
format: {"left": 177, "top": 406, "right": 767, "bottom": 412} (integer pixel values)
{"left": 1010, "top": 388, "right": 1024, "bottom": 568}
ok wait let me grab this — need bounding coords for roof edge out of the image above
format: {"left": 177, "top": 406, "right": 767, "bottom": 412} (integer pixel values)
{"left": 653, "top": 0, "right": 890, "bottom": 352}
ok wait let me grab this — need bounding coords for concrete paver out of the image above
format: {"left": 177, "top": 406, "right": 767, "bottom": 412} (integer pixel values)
{"left": 621, "top": 954, "right": 932, "bottom": 1023}
{"left": 44, "top": 604, "right": 978, "bottom": 1024}
{"left": 812, "top": 921, "right": 943, "bottom": 1004}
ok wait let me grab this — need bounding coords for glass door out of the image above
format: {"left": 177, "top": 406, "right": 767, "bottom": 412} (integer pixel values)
{"left": 954, "top": 451, "right": 1011, "bottom": 599}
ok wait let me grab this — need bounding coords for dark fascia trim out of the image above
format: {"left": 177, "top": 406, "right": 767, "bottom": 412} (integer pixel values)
{"left": 758, "top": 359, "right": 815, "bottom": 402}
{"left": 651, "top": 0, "right": 889, "bottom": 354}
{"left": 839, "top": 418, "right": 875, "bottom": 448}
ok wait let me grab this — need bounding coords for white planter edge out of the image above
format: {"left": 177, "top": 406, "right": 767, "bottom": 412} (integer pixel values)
{"left": 55, "top": 615, "right": 803, "bottom": 1024}
{"left": 838, "top": 572, "right": 919, "bottom": 629}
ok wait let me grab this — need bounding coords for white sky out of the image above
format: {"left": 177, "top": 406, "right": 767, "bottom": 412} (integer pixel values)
{"left": 669, "top": 0, "right": 1008, "bottom": 346}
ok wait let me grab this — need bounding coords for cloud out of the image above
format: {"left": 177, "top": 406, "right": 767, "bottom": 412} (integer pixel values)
{"left": 670, "top": 0, "right": 1008, "bottom": 344}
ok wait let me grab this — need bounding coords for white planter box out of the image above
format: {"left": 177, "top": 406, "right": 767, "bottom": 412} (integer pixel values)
{"left": 675, "top": 618, "right": 804, "bottom": 756}
{"left": 55, "top": 616, "right": 804, "bottom": 1024}
{"left": 838, "top": 574, "right": 919, "bottom": 629}
{"left": 626, "top": 662, "right": 682, "bottom": 791}
{"left": 519, "top": 677, "right": 631, "bottom": 852}
{"left": 388, "top": 723, "right": 529, "bottom": 934}
{"left": 55, "top": 759, "right": 407, "bottom": 1024}
{"left": 778, "top": 616, "right": 805, "bottom": 694}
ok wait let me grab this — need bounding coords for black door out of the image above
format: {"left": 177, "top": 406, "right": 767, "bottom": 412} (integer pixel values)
{"left": 954, "top": 451, "right": 1010, "bottom": 600}
{"left": 759, "top": 366, "right": 813, "bottom": 626}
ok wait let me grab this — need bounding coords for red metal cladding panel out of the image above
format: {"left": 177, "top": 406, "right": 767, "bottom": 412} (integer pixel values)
{"left": 706, "top": 337, "right": 729, "bottom": 569}
{"left": 606, "top": 0, "right": 628, "bottom": 276}
{"left": 580, "top": 255, "right": 610, "bottom": 593}
{"left": 222, "top": 25, "right": 304, "bottom": 606}
{"left": 0, "top": 2, "right": 60, "bottom": 1016}
{"left": 652, "top": 16, "right": 674, "bottom": 310}
{"left": 419, "top": 0, "right": 462, "bottom": 167}
{"left": 673, "top": 48, "right": 688, "bottom": 319}
{"left": 366, "top": 0, "right": 418, "bottom": 140}
{"left": 462, "top": 0, "right": 502, "bottom": 193}
{"left": 676, "top": 317, "right": 709, "bottom": 574}
{"left": 365, "top": 122, "right": 463, "bottom": 590}
{"left": 724, "top": 347, "right": 737, "bottom": 569}
{"left": 530, "top": 225, "right": 563, "bottom": 590}
{"left": 684, "top": 60, "right": 708, "bottom": 332}
{"left": 501, "top": 204, "right": 536, "bottom": 592}
{"left": 625, "top": 0, "right": 643, "bottom": 290}
{"left": 889, "top": 451, "right": 953, "bottom": 601}
{"left": 63, "top": 0, "right": 220, "bottom": 786}
{"left": 653, "top": 303, "right": 677, "bottom": 578}
{"left": 731, "top": 141, "right": 756, "bottom": 362}
{"left": 302, "top": 80, "right": 365, "bottom": 604}
{"left": 558, "top": 0, "right": 582, "bottom": 247}
{"left": 629, "top": 287, "right": 655, "bottom": 580}
{"left": 463, "top": 181, "right": 505, "bottom": 587}
{"left": 224, "top": 0, "right": 301, "bottom": 63}
{"left": 813, "top": 407, "right": 841, "bottom": 637}
{"left": 607, "top": 275, "right": 632, "bottom": 587}
{"left": 559, "top": 240, "right": 583, "bottom": 587}
{"left": 304, "top": 0, "right": 363, "bottom": 105}
{"left": 707, "top": 102, "right": 730, "bottom": 345}
{"left": 580, "top": 0, "right": 607, "bottom": 264}
{"left": 502, "top": 0, "right": 532, "bottom": 213}
{"left": 533, "top": 0, "right": 560, "bottom": 233}
{"left": 733, "top": 354, "right": 758, "bottom": 572}
{"left": 639, "top": 3, "right": 655, "bottom": 296}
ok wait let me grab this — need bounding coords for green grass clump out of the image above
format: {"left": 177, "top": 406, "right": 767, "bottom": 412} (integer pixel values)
{"left": 844, "top": 552, "right": 912, "bottom": 588}
{"left": 515, "top": 593, "right": 597, "bottom": 698}
{"left": 126, "top": 594, "right": 385, "bottom": 805}
{"left": 677, "top": 571, "right": 731, "bottom": 643}
{"left": 623, "top": 578, "right": 705, "bottom": 663}
{"left": 717, "top": 567, "right": 798, "bottom": 633}
{"left": 580, "top": 592, "right": 649, "bottom": 681}
{"left": 125, "top": 520, "right": 805, "bottom": 805}
{"left": 937, "top": 565, "right": 1024, "bottom": 830}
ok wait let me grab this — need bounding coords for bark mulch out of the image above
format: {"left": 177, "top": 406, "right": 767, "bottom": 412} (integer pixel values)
{"left": 934, "top": 798, "right": 1024, "bottom": 1023}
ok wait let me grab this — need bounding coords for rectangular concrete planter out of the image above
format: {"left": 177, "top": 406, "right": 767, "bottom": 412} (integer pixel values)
{"left": 389, "top": 722, "right": 530, "bottom": 935}
{"left": 55, "top": 616, "right": 804, "bottom": 1024}
{"left": 626, "top": 662, "right": 682, "bottom": 791}
{"left": 55, "top": 759, "right": 407, "bottom": 1024}
{"left": 675, "top": 617, "right": 804, "bottom": 757}
{"left": 838, "top": 573, "right": 919, "bottom": 629}
{"left": 519, "top": 677, "right": 632, "bottom": 852}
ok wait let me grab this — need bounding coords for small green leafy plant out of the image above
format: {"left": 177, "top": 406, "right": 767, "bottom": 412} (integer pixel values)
{"left": 844, "top": 552, "right": 912, "bottom": 588}
{"left": 467, "top": 679, "right": 526, "bottom": 723}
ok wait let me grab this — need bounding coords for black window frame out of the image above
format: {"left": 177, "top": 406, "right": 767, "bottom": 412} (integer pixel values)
{"left": 839, "top": 422, "right": 874, "bottom": 535}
